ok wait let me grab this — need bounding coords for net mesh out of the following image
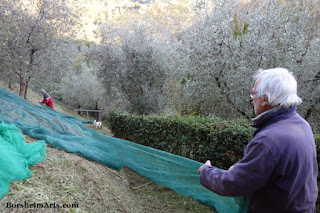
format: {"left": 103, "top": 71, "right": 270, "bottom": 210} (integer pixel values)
{"left": 0, "top": 87, "right": 248, "bottom": 212}
{"left": 0, "top": 122, "right": 46, "bottom": 199}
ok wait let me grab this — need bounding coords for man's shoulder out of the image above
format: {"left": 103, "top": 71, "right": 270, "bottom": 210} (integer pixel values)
{"left": 252, "top": 114, "right": 314, "bottom": 151}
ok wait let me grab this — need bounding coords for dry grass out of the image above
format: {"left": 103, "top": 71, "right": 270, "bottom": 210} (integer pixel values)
{"left": 0, "top": 84, "right": 214, "bottom": 213}
{"left": 0, "top": 136, "right": 213, "bottom": 213}
{"left": 0, "top": 143, "right": 142, "bottom": 213}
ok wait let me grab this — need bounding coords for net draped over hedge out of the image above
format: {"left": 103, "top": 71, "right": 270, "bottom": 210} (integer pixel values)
{"left": 0, "top": 87, "right": 248, "bottom": 213}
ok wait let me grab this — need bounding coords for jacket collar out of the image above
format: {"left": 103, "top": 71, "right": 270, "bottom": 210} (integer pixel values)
{"left": 251, "top": 106, "right": 297, "bottom": 136}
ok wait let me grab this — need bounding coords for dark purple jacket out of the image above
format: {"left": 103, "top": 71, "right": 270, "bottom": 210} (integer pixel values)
{"left": 200, "top": 107, "right": 318, "bottom": 212}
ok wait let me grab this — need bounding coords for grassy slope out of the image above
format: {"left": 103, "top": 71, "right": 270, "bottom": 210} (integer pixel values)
{"left": 0, "top": 84, "right": 214, "bottom": 213}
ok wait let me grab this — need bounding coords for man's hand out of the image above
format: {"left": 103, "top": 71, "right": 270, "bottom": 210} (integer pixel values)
{"left": 197, "top": 160, "right": 212, "bottom": 174}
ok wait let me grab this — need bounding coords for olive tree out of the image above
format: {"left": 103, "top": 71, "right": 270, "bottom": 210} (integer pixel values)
{"left": 176, "top": 0, "right": 320, "bottom": 124}
{"left": 96, "top": 22, "right": 179, "bottom": 115}
{"left": 60, "top": 66, "right": 106, "bottom": 110}
{"left": 0, "top": 0, "right": 73, "bottom": 99}
{"left": 176, "top": 0, "right": 254, "bottom": 118}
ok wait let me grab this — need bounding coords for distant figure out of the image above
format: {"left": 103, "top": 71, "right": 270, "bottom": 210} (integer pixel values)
{"left": 41, "top": 89, "right": 54, "bottom": 109}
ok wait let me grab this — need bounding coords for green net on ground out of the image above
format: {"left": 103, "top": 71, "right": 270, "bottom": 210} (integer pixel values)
{"left": 0, "top": 122, "right": 47, "bottom": 199}
{"left": 0, "top": 87, "right": 248, "bottom": 213}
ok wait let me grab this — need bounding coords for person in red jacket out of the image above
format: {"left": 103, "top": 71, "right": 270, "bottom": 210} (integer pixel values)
{"left": 41, "top": 89, "right": 54, "bottom": 109}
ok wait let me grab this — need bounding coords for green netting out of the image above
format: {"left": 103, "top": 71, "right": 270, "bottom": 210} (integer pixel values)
{"left": 0, "top": 87, "right": 248, "bottom": 213}
{"left": 81, "top": 120, "right": 94, "bottom": 124}
{"left": 0, "top": 122, "right": 47, "bottom": 198}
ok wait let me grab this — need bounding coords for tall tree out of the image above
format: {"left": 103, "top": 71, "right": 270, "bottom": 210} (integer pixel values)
{"left": 177, "top": 0, "right": 320, "bottom": 121}
{"left": 0, "top": 0, "right": 73, "bottom": 99}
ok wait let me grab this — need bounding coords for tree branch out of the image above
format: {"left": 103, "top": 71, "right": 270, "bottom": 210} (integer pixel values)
{"left": 304, "top": 78, "right": 320, "bottom": 83}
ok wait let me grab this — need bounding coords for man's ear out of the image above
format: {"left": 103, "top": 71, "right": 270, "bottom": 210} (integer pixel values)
{"left": 262, "top": 94, "right": 269, "bottom": 106}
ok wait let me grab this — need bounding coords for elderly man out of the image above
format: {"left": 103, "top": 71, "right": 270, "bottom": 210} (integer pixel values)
{"left": 198, "top": 68, "right": 318, "bottom": 212}
{"left": 41, "top": 89, "right": 54, "bottom": 109}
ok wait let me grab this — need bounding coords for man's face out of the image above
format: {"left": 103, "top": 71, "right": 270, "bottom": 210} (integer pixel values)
{"left": 251, "top": 79, "right": 265, "bottom": 115}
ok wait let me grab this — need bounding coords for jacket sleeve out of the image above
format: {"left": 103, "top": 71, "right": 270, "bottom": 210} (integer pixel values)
{"left": 41, "top": 98, "right": 49, "bottom": 104}
{"left": 200, "top": 140, "right": 275, "bottom": 197}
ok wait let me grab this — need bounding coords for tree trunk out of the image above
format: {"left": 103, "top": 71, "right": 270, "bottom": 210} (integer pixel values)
{"left": 8, "top": 79, "right": 13, "bottom": 90}
{"left": 78, "top": 104, "right": 81, "bottom": 115}
{"left": 19, "top": 74, "right": 25, "bottom": 97}
{"left": 18, "top": 74, "right": 30, "bottom": 100}
{"left": 304, "top": 71, "right": 320, "bottom": 120}
{"left": 23, "top": 76, "right": 31, "bottom": 100}
{"left": 304, "top": 107, "right": 313, "bottom": 121}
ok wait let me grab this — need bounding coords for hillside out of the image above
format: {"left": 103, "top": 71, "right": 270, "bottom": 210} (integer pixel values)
{"left": 60, "top": 0, "right": 211, "bottom": 42}
{"left": 0, "top": 83, "right": 213, "bottom": 212}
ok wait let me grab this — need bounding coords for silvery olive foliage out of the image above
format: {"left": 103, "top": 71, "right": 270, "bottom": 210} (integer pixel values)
{"left": 92, "top": 0, "right": 319, "bottom": 131}
{"left": 175, "top": 0, "right": 320, "bottom": 125}
{"left": 1, "top": 0, "right": 319, "bottom": 130}
{"left": 30, "top": 38, "right": 78, "bottom": 95}
{"left": 96, "top": 21, "right": 180, "bottom": 115}
{"left": 0, "top": 0, "right": 74, "bottom": 99}
{"left": 95, "top": 0, "right": 320, "bottom": 121}
{"left": 60, "top": 66, "right": 106, "bottom": 110}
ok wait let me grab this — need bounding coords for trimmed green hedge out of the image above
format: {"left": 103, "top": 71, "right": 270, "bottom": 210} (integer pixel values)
{"left": 107, "top": 111, "right": 253, "bottom": 169}
{"left": 108, "top": 111, "right": 320, "bottom": 172}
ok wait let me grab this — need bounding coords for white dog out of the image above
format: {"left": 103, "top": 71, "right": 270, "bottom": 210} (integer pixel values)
{"left": 94, "top": 120, "right": 102, "bottom": 129}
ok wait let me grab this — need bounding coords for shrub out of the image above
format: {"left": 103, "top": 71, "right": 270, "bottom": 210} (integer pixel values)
{"left": 107, "top": 111, "right": 253, "bottom": 169}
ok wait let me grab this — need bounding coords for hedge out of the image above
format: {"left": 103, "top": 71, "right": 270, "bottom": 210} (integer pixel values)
{"left": 108, "top": 110, "right": 320, "bottom": 171}
{"left": 107, "top": 111, "right": 254, "bottom": 169}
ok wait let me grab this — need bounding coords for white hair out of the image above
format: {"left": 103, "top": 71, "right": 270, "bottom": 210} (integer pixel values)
{"left": 41, "top": 89, "right": 46, "bottom": 95}
{"left": 254, "top": 68, "right": 302, "bottom": 108}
